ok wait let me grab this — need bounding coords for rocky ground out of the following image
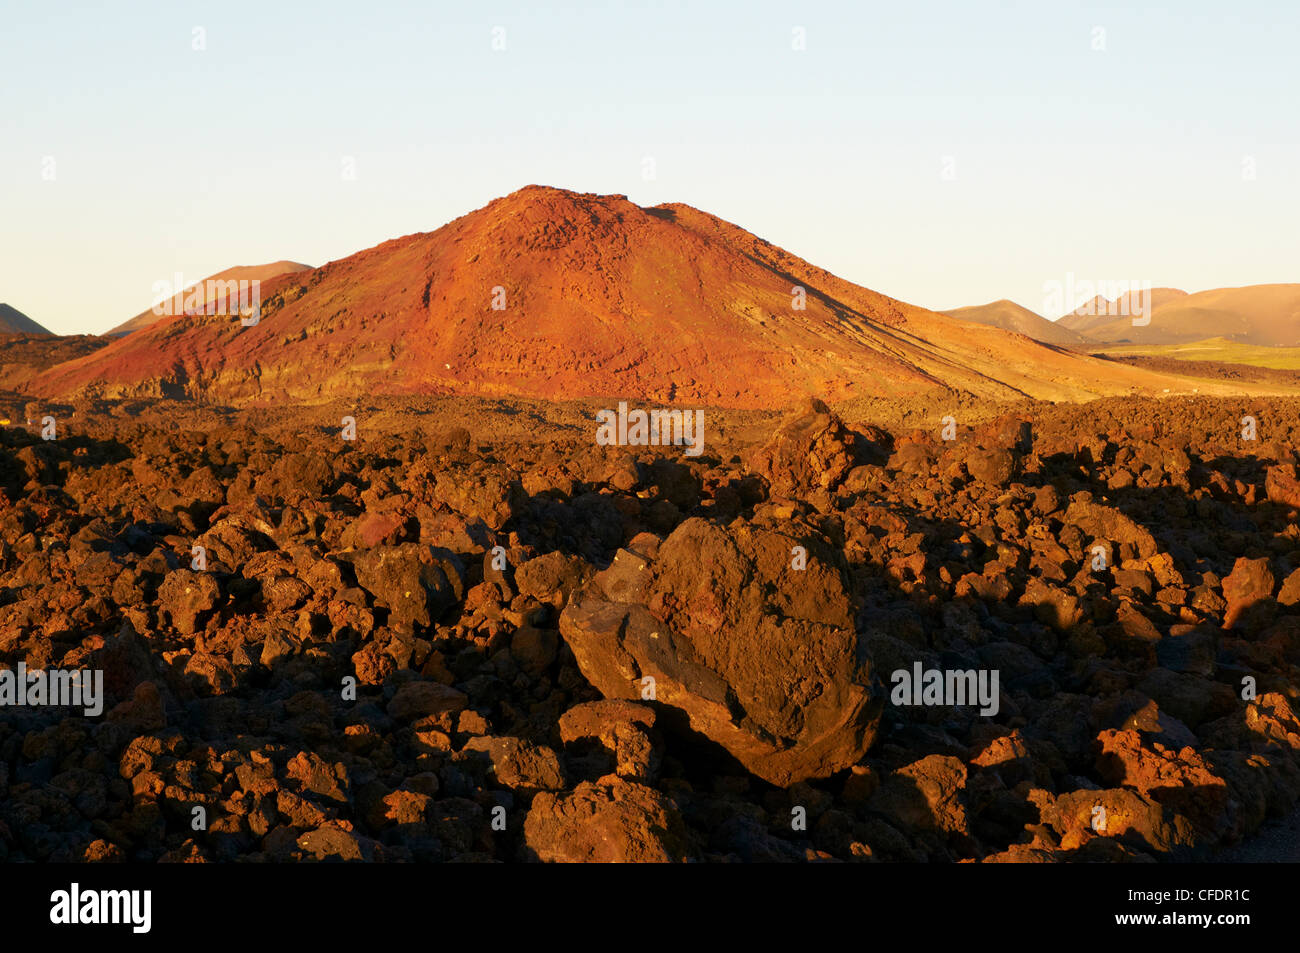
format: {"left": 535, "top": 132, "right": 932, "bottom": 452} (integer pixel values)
{"left": 0, "top": 334, "right": 107, "bottom": 393}
{"left": 1, "top": 392, "right": 1298, "bottom": 863}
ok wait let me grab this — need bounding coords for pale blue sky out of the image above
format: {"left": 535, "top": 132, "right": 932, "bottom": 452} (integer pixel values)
{"left": 2, "top": 0, "right": 1296, "bottom": 334}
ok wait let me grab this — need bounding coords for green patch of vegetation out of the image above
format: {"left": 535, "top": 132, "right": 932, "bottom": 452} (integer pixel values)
{"left": 1092, "top": 337, "right": 1300, "bottom": 370}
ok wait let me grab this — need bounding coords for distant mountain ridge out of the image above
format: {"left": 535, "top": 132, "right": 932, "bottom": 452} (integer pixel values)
{"left": 107, "top": 261, "right": 313, "bottom": 336}
{"left": 0, "top": 303, "right": 53, "bottom": 336}
{"left": 942, "top": 299, "right": 1086, "bottom": 347}
{"left": 946, "top": 284, "right": 1300, "bottom": 351}
{"left": 1055, "top": 288, "right": 1186, "bottom": 334}
{"left": 1065, "top": 284, "right": 1300, "bottom": 347}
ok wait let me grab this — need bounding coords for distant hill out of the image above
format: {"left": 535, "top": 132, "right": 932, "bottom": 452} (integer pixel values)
{"left": 1074, "top": 284, "right": 1300, "bottom": 346}
{"left": 1058, "top": 288, "right": 1188, "bottom": 334}
{"left": 107, "top": 261, "right": 314, "bottom": 335}
{"left": 943, "top": 299, "right": 1086, "bottom": 347}
{"left": 0, "top": 304, "right": 53, "bottom": 336}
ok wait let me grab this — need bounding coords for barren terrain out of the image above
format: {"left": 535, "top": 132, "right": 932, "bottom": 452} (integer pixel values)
{"left": 2, "top": 389, "right": 1299, "bottom": 862}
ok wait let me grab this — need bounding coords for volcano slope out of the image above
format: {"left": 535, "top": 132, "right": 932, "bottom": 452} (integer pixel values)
{"left": 942, "top": 300, "right": 1088, "bottom": 348}
{"left": 0, "top": 304, "right": 53, "bottom": 336}
{"left": 28, "top": 186, "right": 1237, "bottom": 408}
{"left": 106, "top": 261, "right": 314, "bottom": 337}
{"left": 2, "top": 390, "right": 1300, "bottom": 863}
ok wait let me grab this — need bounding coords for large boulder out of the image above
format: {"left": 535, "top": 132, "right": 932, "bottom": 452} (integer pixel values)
{"left": 747, "top": 398, "right": 866, "bottom": 497}
{"left": 1093, "top": 729, "right": 1232, "bottom": 839}
{"left": 349, "top": 543, "right": 465, "bottom": 630}
{"left": 157, "top": 569, "right": 222, "bottom": 635}
{"left": 460, "top": 736, "right": 566, "bottom": 793}
{"left": 559, "top": 516, "right": 883, "bottom": 786}
{"left": 386, "top": 680, "right": 468, "bottom": 721}
{"left": 1045, "top": 787, "right": 1194, "bottom": 854}
{"left": 1265, "top": 464, "right": 1300, "bottom": 509}
{"left": 1063, "top": 498, "right": 1158, "bottom": 561}
{"left": 1222, "top": 556, "right": 1275, "bottom": 630}
{"left": 950, "top": 415, "right": 1032, "bottom": 487}
{"left": 867, "top": 755, "right": 969, "bottom": 836}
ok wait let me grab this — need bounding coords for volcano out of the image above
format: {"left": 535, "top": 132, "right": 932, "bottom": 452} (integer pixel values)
{"left": 32, "top": 186, "right": 1202, "bottom": 408}
{"left": 0, "top": 303, "right": 52, "bottom": 336}
{"left": 1067, "top": 284, "right": 1300, "bottom": 347}
{"left": 107, "top": 261, "right": 314, "bottom": 336}
{"left": 942, "top": 299, "right": 1086, "bottom": 348}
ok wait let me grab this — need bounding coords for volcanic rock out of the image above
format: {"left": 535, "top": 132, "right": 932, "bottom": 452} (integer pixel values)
{"left": 559, "top": 516, "right": 883, "bottom": 785}
{"left": 1063, "top": 499, "right": 1158, "bottom": 561}
{"left": 157, "top": 570, "right": 221, "bottom": 635}
{"left": 349, "top": 543, "right": 465, "bottom": 630}
{"left": 867, "top": 755, "right": 969, "bottom": 836}
{"left": 1265, "top": 464, "right": 1300, "bottom": 509}
{"left": 3, "top": 387, "right": 1300, "bottom": 865}
{"left": 460, "top": 736, "right": 566, "bottom": 793}
{"left": 558, "top": 700, "right": 661, "bottom": 782}
{"left": 386, "top": 681, "right": 468, "bottom": 721}
{"left": 523, "top": 778, "right": 691, "bottom": 862}
{"left": 747, "top": 398, "right": 865, "bottom": 497}
{"left": 1222, "top": 557, "right": 1275, "bottom": 630}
